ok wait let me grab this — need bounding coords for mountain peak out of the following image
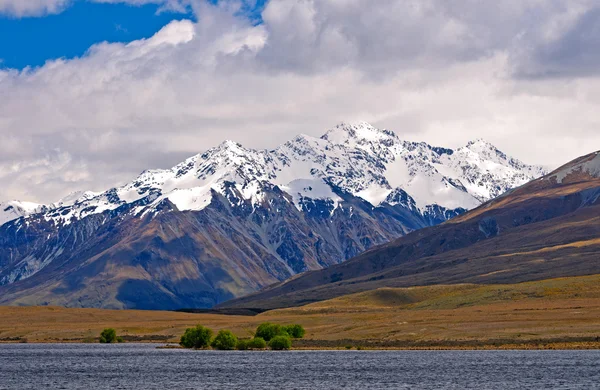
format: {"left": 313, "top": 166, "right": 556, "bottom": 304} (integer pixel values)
{"left": 465, "top": 138, "right": 496, "bottom": 149}
{"left": 215, "top": 139, "right": 245, "bottom": 153}
{"left": 459, "top": 138, "right": 510, "bottom": 163}
{"left": 201, "top": 139, "right": 254, "bottom": 163}
{"left": 321, "top": 121, "right": 397, "bottom": 145}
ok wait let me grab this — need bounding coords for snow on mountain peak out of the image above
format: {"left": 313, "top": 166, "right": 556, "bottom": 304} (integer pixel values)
{"left": 321, "top": 121, "right": 397, "bottom": 145}
{"left": 462, "top": 138, "right": 508, "bottom": 160}
{"left": 0, "top": 122, "right": 547, "bottom": 227}
{"left": 215, "top": 139, "right": 246, "bottom": 154}
{"left": 466, "top": 138, "right": 494, "bottom": 148}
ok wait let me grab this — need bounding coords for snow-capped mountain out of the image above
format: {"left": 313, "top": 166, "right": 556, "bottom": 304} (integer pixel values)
{"left": 0, "top": 122, "right": 545, "bottom": 228}
{"left": 0, "top": 122, "right": 546, "bottom": 310}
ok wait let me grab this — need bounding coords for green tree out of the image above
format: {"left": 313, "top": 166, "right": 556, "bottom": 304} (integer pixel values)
{"left": 268, "top": 335, "right": 292, "bottom": 350}
{"left": 211, "top": 330, "right": 238, "bottom": 350}
{"left": 284, "top": 324, "right": 306, "bottom": 339}
{"left": 99, "top": 328, "right": 118, "bottom": 344}
{"left": 248, "top": 337, "right": 267, "bottom": 349}
{"left": 180, "top": 325, "right": 213, "bottom": 349}
{"left": 255, "top": 323, "right": 288, "bottom": 341}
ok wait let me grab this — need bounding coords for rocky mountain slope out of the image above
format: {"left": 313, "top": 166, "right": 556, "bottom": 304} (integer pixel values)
{"left": 220, "top": 151, "right": 600, "bottom": 310}
{"left": 0, "top": 122, "right": 545, "bottom": 309}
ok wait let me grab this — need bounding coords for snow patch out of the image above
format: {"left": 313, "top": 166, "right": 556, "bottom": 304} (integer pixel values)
{"left": 554, "top": 152, "right": 600, "bottom": 183}
{"left": 281, "top": 178, "right": 342, "bottom": 211}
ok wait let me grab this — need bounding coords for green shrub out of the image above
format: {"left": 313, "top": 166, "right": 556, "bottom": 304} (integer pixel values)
{"left": 284, "top": 324, "right": 306, "bottom": 339}
{"left": 211, "top": 330, "right": 238, "bottom": 350}
{"left": 248, "top": 337, "right": 267, "bottom": 349}
{"left": 99, "top": 328, "right": 118, "bottom": 344}
{"left": 268, "top": 335, "right": 292, "bottom": 350}
{"left": 237, "top": 337, "right": 267, "bottom": 350}
{"left": 237, "top": 339, "right": 250, "bottom": 350}
{"left": 180, "top": 325, "right": 213, "bottom": 349}
{"left": 255, "top": 323, "right": 288, "bottom": 341}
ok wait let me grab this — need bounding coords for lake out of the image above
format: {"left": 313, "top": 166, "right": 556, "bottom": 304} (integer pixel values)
{"left": 0, "top": 344, "right": 599, "bottom": 389}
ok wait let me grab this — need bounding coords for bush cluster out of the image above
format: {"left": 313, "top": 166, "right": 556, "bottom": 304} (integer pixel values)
{"left": 99, "top": 328, "right": 123, "bottom": 344}
{"left": 178, "top": 323, "right": 305, "bottom": 351}
{"left": 268, "top": 335, "right": 292, "bottom": 350}
{"left": 284, "top": 324, "right": 306, "bottom": 339}
{"left": 236, "top": 337, "right": 267, "bottom": 350}
{"left": 255, "top": 323, "right": 286, "bottom": 342}
{"left": 254, "top": 322, "right": 306, "bottom": 341}
{"left": 180, "top": 325, "right": 213, "bottom": 349}
{"left": 211, "top": 330, "right": 238, "bottom": 350}
{"left": 254, "top": 322, "right": 305, "bottom": 350}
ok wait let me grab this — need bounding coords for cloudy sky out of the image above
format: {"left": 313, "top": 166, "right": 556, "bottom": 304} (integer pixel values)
{"left": 1, "top": 0, "right": 599, "bottom": 203}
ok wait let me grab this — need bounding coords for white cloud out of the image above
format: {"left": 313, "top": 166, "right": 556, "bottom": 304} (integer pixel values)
{"left": 0, "top": 0, "right": 71, "bottom": 17}
{"left": 93, "top": 0, "right": 191, "bottom": 13}
{"left": 1, "top": 0, "right": 600, "bottom": 203}
{"left": 0, "top": 0, "right": 191, "bottom": 17}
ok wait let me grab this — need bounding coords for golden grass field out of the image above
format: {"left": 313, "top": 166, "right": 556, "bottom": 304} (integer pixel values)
{"left": 2, "top": 274, "right": 600, "bottom": 349}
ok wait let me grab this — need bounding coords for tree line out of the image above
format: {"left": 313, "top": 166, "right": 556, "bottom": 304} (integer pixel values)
{"left": 97, "top": 322, "right": 305, "bottom": 350}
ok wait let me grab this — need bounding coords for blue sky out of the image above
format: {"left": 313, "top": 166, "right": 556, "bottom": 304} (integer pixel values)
{"left": 0, "top": 0, "right": 267, "bottom": 69}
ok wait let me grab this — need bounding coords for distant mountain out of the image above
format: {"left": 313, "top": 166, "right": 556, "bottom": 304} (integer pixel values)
{"left": 220, "top": 151, "right": 600, "bottom": 311}
{"left": 0, "top": 122, "right": 545, "bottom": 309}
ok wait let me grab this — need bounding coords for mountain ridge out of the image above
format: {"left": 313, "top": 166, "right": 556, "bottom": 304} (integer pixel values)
{"left": 0, "top": 122, "right": 547, "bottom": 309}
{"left": 1, "top": 121, "right": 544, "bottom": 227}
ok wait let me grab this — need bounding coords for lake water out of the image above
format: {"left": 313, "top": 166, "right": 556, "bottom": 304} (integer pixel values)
{"left": 1, "top": 344, "right": 599, "bottom": 389}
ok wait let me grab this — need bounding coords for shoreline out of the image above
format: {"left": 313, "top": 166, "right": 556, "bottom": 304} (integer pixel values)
{"left": 2, "top": 337, "right": 600, "bottom": 351}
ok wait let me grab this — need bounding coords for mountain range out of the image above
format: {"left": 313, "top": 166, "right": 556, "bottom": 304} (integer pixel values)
{"left": 0, "top": 122, "right": 545, "bottom": 309}
{"left": 220, "top": 150, "right": 600, "bottom": 310}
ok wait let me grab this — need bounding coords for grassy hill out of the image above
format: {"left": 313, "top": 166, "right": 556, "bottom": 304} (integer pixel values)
{"left": 2, "top": 274, "right": 600, "bottom": 349}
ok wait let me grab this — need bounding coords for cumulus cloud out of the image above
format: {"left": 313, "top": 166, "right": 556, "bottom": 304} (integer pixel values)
{"left": 1, "top": 0, "right": 600, "bottom": 203}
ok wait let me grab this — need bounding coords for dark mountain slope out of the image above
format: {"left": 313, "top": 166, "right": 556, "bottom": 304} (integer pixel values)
{"left": 220, "top": 151, "right": 600, "bottom": 310}
{"left": 0, "top": 186, "right": 450, "bottom": 309}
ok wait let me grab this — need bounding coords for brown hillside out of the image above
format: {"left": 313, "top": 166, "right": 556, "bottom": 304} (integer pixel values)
{"left": 220, "top": 151, "right": 600, "bottom": 310}
{"left": 2, "top": 274, "right": 600, "bottom": 349}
